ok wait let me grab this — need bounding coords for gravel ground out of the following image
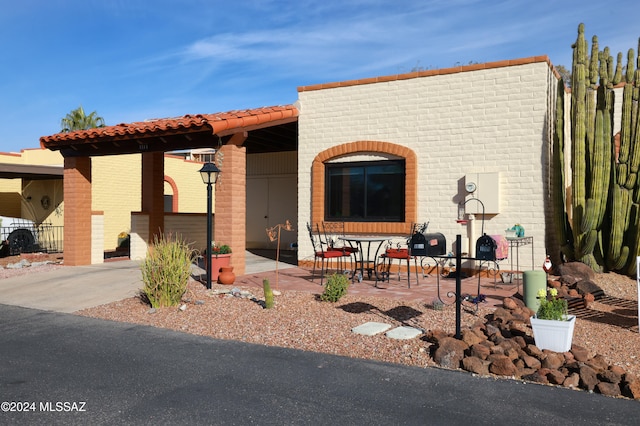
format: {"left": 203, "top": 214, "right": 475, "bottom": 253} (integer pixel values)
{"left": 78, "top": 269, "right": 640, "bottom": 380}
{"left": 3, "top": 255, "right": 639, "bottom": 381}
{"left": 0, "top": 254, "right": 63, "bottom": 279}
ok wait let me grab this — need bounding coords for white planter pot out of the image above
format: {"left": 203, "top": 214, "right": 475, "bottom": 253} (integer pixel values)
{"left": 530, "top": 315, "right": 576, "bottom": 352}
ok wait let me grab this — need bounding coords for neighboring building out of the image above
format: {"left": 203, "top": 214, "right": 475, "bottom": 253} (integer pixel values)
{"left": 0, "top": 148, "right": 207, "bottom": 258}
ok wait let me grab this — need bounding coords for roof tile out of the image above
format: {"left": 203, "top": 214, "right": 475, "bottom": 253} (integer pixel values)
{"left": 40, "top": 105, "right": 298, "bottom": 147}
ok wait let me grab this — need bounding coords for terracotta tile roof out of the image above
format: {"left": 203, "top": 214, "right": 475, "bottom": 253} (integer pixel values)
{"left": 298, "top": 55, "right": 553, "bottom": 92}
{"left": 40, "top": 105, "right": 298, "bottom": 147}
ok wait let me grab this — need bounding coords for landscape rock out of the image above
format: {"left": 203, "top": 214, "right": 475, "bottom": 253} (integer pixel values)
{"left": 622, "top": 375, "right": 640, "bottom": 399}
{"left": 570, "top": 345, "right": 590, "bottom": 362}
{"left": 468, "top": 343, "right": 491, "bottom": 360}
{"left": 598, "top": 369, "right": 622, "bottom": 384}
{"left": 425, "top": 329, "right": 450, "bottom": 344}
{"left": 545, "top": 369, "right": 566, "bottom": 385}
{"left": 579, "top": 364, "right": 598, "bottom": 391}
{"left": 522, "top": 371, "right": 548, "bottom": 384}
{"left": 541, "top": 352, "right": 565, "bottom": 370}
{"left": 6, "top": 259, "right": 30, "bottom": 269}
{"left": 596, "top": 382, "right": 621, "bottom": 397}
{"left": 563, "top": 373, "right": 580, "bottom": 388}
{"left": 433, "top": 337, "right": 468, "bottom": 369}
{"left": 460, "top": 328, "right": 484, "bottom": 346}
{"left": 424, "top": 286, "right": 638, "bottom": 400}
{"left": 462, "top": 356, "right": 489, "bottom": 375}
{"left": 502, "top": 297, "right": 519, "bottom": 311}
{"left": 575, "top": 279, "right": 604, "bottom": 298}
{"left": 586, "top": 354, "right": 609, "bottom": 372}
{"left": 488, "top": 355, "right": 517, "bottom": 376}
{"left": 557, "top": 262, "right": 596, "bottom": 281}
{"left": 522, "top": 355, "right": 541, "bottom": 370}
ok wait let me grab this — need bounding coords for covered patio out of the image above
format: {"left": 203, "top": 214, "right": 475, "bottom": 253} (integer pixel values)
{"left": 40, "top": 105, "right": 298, "bottom": 274}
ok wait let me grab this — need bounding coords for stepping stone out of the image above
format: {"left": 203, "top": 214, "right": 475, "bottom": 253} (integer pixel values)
{"left": 351, "top": 322, "right": 392, "bottom": 336}
{"left": 386, "top": 326, "right": 423, "bottom": 340}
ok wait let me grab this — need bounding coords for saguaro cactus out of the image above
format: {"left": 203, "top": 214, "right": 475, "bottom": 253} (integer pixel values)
{"left": 555, "top": 24, "right": 640, "bottom": 274}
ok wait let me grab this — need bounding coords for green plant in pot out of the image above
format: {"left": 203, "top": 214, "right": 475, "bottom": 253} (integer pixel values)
{"left": 206, "top": 242, "right": 232, "bottom": 282}
{"left": 530, "top": 287, "right": 576, "bottom": 352}
{"left": 210, "top": 242, "right": 232, "bottom": 257}
{"left": 536, "top": 288, "right": 568, "bottom": 320}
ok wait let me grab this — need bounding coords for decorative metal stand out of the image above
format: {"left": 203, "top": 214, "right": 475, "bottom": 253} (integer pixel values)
{"left": 266, "top": 220, "right": 294, "bottom": 291}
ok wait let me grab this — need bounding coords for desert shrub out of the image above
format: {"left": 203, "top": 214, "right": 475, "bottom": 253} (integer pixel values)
{"left": 141, "top": 234, "right": 195, "bottom": 308}
{"left": 320, "top": 273, "right": 350, "bottom": 302}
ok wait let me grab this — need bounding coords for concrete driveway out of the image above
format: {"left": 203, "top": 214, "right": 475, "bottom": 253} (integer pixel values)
{"left": 0, "top": 250, "right": 294, "bottom": 313}
{"left": 0, "top": 260, "right": 143, "bottom": 313}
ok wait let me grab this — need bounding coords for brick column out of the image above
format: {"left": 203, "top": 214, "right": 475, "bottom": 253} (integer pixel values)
{"left": 142, "top": 152, "right": 165, "bottom": 243}
{"left": 214, "top": 144, "right": 246, "bottom": 275}
{"left": 63, "top": 156, "right": 92, "bottom": 266}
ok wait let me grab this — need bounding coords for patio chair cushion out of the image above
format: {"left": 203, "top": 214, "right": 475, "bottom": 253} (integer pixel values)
{"left": 384, "top": 248, "right": 412, "bottom": 259}
{"left": 316, "top": 250, "right": 345, "bottom": 259}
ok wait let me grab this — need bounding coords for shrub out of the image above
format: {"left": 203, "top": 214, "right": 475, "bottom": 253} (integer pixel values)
{"left": 141, "top": 234, "right": 195, "bottom": 308}
{"left": 320, "top": 273, "right": 350, "bottom": 302}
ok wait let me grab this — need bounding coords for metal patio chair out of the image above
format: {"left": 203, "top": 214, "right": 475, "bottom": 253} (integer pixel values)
{"left": 306, "top": 223, "right": 346, "bottom": 286}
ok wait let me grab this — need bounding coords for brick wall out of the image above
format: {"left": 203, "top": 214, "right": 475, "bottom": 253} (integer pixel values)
{"left": 297, "top": 59, "right": 557, "bottom": 271}
{"left": 214, "top": 144, "right": 246, "bottom": 275}
{"left": 63, "top": 156, "right": 92, "bottom": 266}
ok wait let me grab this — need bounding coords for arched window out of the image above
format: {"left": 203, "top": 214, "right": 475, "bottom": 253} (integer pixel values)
{"left": 311, "top": 141, "right": 417, "bottom": 235}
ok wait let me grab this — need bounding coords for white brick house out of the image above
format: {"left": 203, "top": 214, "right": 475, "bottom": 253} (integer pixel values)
{"left": 296, "top": 56, "right": 560, "bottom": 272}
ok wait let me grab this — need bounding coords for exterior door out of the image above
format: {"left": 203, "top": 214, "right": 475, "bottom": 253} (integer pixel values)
{"left": 246, "top": 176, "right": 296, "bottom": 249}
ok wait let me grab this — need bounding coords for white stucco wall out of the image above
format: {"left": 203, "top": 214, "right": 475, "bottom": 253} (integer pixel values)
{"left": 297, "top": 60, "right": 558, "bottom": 271}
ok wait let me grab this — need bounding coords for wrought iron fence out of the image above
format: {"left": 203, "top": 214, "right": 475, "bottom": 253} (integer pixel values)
{"left": 0, "top": 219, "right": 63, "bottom": 256}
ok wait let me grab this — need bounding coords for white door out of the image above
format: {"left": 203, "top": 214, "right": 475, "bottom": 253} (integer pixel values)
{"left": 246, "top": 176, "right": 297, "bottom": 249}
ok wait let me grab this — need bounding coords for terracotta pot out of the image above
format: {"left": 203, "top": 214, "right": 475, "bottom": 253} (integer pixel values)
{"left": 205, "top": 254, "right": 231, "bottom": 282}
{"left": 218, "top": 266, "right": 236, "bottom": 285}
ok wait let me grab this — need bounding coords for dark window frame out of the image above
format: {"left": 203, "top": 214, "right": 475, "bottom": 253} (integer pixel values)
{"left": 324, "top": 159, "right": 405, "bottom": 222}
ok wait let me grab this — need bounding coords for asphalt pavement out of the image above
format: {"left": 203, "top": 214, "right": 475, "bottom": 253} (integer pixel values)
{"left": 0, "top": 253, "right": 639, "bottom": 424}
{"left": 0, "top": 304, "right": 638, "bottom": 425}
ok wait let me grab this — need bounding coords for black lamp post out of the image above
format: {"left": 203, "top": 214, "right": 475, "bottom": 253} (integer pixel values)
{"left": 199, "top": 162, "right": 221, "bottom": 289}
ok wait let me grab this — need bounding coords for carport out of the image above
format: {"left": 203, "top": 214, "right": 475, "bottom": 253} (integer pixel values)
{"left": 40, "top": 105, "right": 298, "bottom": 274}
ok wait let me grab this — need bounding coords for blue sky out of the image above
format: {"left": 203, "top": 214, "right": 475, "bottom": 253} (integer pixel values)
{"left": 1, "top": 0, "right": 638, "bottom": 153}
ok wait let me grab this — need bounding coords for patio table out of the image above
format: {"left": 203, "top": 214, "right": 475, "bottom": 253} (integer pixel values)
{"left": 339, "top": 236, "right": 388, "bottom": 282}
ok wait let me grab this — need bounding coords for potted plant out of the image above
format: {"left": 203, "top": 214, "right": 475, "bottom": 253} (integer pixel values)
{"left": 204, "top": 242, "right": 232, "bottom": 282}
{"left": 529, "top": 287, "right": 576, "bottom": 352}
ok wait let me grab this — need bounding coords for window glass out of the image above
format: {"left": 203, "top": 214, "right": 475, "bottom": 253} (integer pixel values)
{"left": 325, "top": 160, "right": 405, "bottom": 222}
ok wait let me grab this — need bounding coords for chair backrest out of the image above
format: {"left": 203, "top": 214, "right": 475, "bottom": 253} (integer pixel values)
{"left": 306, "top": 222, "right": 324, "bottom": 253}
{"left": 322, "top": 221, "right": 345, "bottom": 248}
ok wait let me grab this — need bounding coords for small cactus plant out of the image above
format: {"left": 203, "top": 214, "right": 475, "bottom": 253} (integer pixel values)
{"left": 263, "top": 278, "right": 274, "bottom": 309}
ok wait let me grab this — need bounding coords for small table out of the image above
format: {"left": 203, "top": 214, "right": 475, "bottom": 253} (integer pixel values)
{"left": 506, "top": 236, "right": 534, "bottom": 291}
{"left": 339, "top": 236, "right": 388, "bottom": 282}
